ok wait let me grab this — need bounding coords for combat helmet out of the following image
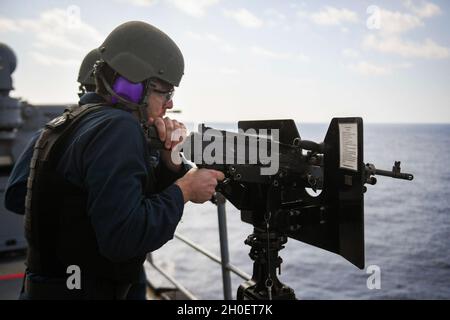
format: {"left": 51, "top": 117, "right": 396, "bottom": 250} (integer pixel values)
{"left": 93, "top": 21, "right": 184, "bottom": 138}
{"left": 99, "top": 20, "right": 184, "bottom": 87}
{"left": 0, "top": 43, "right": 17, "bottom": 93}
{"left": 77, "top": 48, "right": 101, "bottom": 93}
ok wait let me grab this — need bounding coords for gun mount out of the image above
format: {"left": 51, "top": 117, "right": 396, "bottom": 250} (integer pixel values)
{"left": 173, "top": 118, "right": 414, "bottom": 300}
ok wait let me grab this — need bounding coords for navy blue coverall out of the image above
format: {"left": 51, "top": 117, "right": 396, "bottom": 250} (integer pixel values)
{"left": 4, "top": 93, "right": 188, "bottom": 299}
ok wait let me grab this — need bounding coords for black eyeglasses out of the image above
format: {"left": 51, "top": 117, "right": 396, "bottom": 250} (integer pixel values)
{"left": 149, "top": 82, "right": 175, "bottom": 102}
{"left": 152, "top": 87, "right": 175, "bottom": 102}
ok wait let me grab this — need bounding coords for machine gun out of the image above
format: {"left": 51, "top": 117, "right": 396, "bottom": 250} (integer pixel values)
{"left": 168, "top": 118, "right": 413, "bottom": 300}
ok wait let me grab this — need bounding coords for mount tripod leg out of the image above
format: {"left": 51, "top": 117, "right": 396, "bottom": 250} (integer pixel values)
{"left": 237, "top": 227, "right": 296, "bottom": 300}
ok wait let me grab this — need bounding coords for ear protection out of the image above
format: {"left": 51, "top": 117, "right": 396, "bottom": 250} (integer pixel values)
{"left": 111, "top": 76, "right": 145, "bottom": 104}
{"left": 93, "top": 61, "right": 156, "bottom": 145}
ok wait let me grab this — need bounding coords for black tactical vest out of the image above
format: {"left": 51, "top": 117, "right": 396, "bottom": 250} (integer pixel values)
{"left": 25, "top": 103, "right": 150, "bottom": 283}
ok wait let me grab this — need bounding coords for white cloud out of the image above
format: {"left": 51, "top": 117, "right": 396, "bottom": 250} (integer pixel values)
{"left": 264, "top": 8, "right": 286, "bottom": 21}
{"left": 264, "top": 8, "right": 286, "bottom": 28}
{"left": 224, "top": 8, "right": 263, "bottom": 28}
{"left": 362, "top": 6, "right": 448, "bottom": 60}
{"left": 349, "top": 61, "right": 391, "bottom": 76}
{"left": 397, "top": 62, "right": 414, "bottom": 69}
{"left": 296, "top": 10, "right": 308, "bottom": 19}
{"left": 0, "top": 9, "right": 103, "bottom": 53}
{"left": 377, "top": 8, "right": 423, "bottom": 35}
{"left": 296, "top": 53, "right": 310, "bottom": 62}
{"left": 251, "top": 46, "right": 291, "bottom": 60}
{"left": 167, "top": 0, "right": 219, "bottom": 18}
{"left": 0, "top": 8, "right": 104, "bottom": 69}
{"left": 402, "top": 0, "right": 442, "bottom": 18}
{"left": 251, "top": 46, "right": 309, "bottom": 62}
{"left": 263, "top": 8, "right": 291, "bottom": 31}
{"left": 186, "top": 31, "right": 236, "bottom": 53}
{"left": 310, "top": 6, "right": 359, "bottom": 26}
{"left": 0, "top": 17, "right": 23, "bottom": 32}
{"left": 289, "top": 2, "right": 307, "bottom": 10}
{"left": 30, "top": 51, "right": 80, "bottom": 67}
{"left": 348, "top": 61, "right": 412, "bottom": 76}
{"left": 115, "top": 0, "right": 159, "bottom": 6}
{"left": 364, "top": 34, "right": 450, "bottom": 59}
{"left": 219, "top": 67, "right": 238, "bottom": 75}
{"left": 342, "top": 48, "right": 360, "bottom": 58}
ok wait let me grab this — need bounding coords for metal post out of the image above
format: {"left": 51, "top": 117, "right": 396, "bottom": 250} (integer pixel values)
{"left": 146, "top": 253, "right": 198, "bottom": 300}
{"left": 216, "top": 192, "right": 232, "bottom": 300}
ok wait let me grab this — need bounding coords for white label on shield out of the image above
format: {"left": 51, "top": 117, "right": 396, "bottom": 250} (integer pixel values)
{"left": 339, "top": 123, "right": 358, "bottom": 171}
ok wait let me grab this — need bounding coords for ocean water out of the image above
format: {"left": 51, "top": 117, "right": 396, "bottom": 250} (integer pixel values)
{"left": 147, "top": 123, "right": 450, "bottom": 300}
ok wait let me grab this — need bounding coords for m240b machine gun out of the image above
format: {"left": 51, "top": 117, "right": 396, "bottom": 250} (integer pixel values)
{"left": 173, "top": 118, "right": 414, "bottom": 300}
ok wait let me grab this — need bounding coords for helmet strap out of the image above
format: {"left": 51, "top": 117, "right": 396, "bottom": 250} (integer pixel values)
{"left": 77, "top": 84, "right": 86, "bottom": 98}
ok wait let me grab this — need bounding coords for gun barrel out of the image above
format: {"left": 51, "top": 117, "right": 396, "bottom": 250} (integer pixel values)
{"left": 374, "top": 169, "right": 414, "bottom": 181}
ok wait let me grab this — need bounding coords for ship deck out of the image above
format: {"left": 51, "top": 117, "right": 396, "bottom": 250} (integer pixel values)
{"left": 0, "top": 249, "right": 189, "bottom": 300}
{"left": 0, "top": 250, "right": 25, "bottom": 300}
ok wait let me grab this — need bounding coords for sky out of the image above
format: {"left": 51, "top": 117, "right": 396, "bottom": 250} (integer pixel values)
{"left": 1, "top": 0, "right": 449, "bottom": 123}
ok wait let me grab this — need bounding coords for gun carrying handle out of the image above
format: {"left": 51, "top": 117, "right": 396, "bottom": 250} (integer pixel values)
{"left": 296, "top": 140, "right": 324, "bottom": 153}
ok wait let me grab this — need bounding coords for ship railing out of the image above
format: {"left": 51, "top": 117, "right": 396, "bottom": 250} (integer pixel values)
{"left": 146, "top": 193, "right": 251, "bottom": 300}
